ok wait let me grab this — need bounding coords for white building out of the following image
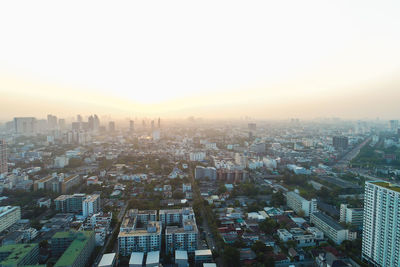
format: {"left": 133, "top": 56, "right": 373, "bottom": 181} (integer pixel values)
{"left": 189, "top": 152, "right": 206, "bottom": 162}
{"left": 118, "top": 210, "right": 161, "bottom": 256}
{"left": 182, "top": 183, "right": 192, "bottom": 193}
{"left": 286, "top": 191, "right": 317, "bottom": 217}
{"left": 339, "top": 204, "right": 363, "bottom": 227}
{"left": 362, "top": 181, "right": 400, "bottom": 266}
{"left": 0, "top": 140, "right": 7, "bottom": 175}
{"left": 310, "top": 212, "right": 351, "bottom": 245}
{"left": 98, "top": 253, "right": 116, "bottom": 267}
{"left": 0, "top": 206, "right": 21, "bottom": 232}
{"left": 166, "top": 220, "right": 198, "bottom": 254}
{"left": 82, "top": 194, "right": 101, "bottom": 218}
{"left": 54, "top": 156, "right": 69, "bottom": 168}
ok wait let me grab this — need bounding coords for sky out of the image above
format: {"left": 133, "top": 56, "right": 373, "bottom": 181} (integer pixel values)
{"left": 1, "top": 0, "right": 400, "bottom": 121}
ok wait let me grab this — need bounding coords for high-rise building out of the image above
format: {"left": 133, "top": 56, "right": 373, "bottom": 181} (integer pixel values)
{"left": 55, "top": 194, "right": 87, "bottom": 213}
{"left": 158, "top": 117, "right": 161, "bottom": 128}
{"left": 77, "top": 114, "right": 82, "bottom": 123}
{"left": 194, "top": 166, "right": 217, "bottom": 180}
{"left": 0, "top": 140, "right": 7, "bottom": 175}
{"left": 47, "top": 114, "right": 58, "bottom": 129}
{"left": 159, "top": 207, "right": 195, "bottom": 227}
{"left": 0, "top": 206, "right": 21, "bottom": 233}
{"left": 151, "top": 120, "right": 155, "bottom": 130}
{"left": 389, "top": 120, "right": 399, "bottom": 132}
{"left": 13, "top": 117, "right": 36, "bottom": 134}
{"left": 332, "top": 136, "right": 349, "bottom": 150}
{"left": 58, "top": 118, "right": 66, "bottom": 129}
{"left": 82, "top": 194, "right": 101, "bottom": 218}
{"left": 129, "top": 120, "right": 134, "bottom": 133}
{"left": 286, "top": 191, "right": 317, "bottom": 217}
{"left": 248, "top": 123, "right": 256, "bottom": 131}
{"left": 362, "top": 181, "right": 400, "bottom": 266}
{"left": 108, "top": 121, "right": 115, "bottom": 132}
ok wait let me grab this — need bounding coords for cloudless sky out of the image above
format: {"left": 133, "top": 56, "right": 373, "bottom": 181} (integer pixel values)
{"left": 1, "top": 0, "right": 400, "bottom": 120}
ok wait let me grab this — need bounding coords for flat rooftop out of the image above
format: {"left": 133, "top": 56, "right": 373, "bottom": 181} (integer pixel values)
{"left": 129, "top": 252, "right": 144, "bottom": 265}
{"left": 99, "top": 253, "right": 116, "bottom": 267}
{"left": 0, "top": 244, "right": 38, "bottom": 266}
{"left": 146, "top": 251, "right": 160, "bottom": 264}
{"left": 312, "top": 212, "right": 344, "bottom": 231}
{"left": 54, "top": 231, "right": 94, "bottom": 267}
{"left": 370, "top": 181, "right": 400, "bottom": 193}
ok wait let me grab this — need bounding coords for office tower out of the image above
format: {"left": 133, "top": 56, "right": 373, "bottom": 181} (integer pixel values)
{"left": 158, "top": 117, "right": 161, "bottom": 128}
{"left": 0, "top": 206, "right": 21, "bottom": 232}
{"left": 389, "top": 120, "right": 399, "bottom": 132}
{"left": 13, "top": 117, "right": 36, "bottom": 134}
{"left": 0, "top": 140, "right": 7, "bottom": 175}
{"left": 339, "top": 204, "right": 363, "bottom": 228}
{"left": 82, "top": 194, "right": 101, "bottom": 217}
{"left": 47, "top": 114, "right": 58, "bottom": 129}
{"left": 77, "top": 114, "right": 82, "bottom": 122}
{"left": 93, "top": 114, "right": 100, "bottom": 131}
{"left": 332, "top": 136, "right": 349, "bottom": 150}
{"left": 286, "top": 191, "right": 317, "bottom": 217}
{"left": 108, "top": 121, "right": 115, "bottom": 132}
{"left": 362, "top": 181, "right": 400, "bottom": 266}
{"left": 88, "top": 115, "right": 94, "bottom": 131}
{"left": 151, "top": 120, "right": 155, "bottom": 130}
{"left": 58, "top": 118, "right": 66, "bottom": 129}
{"left": 130, "top": 120, "right": 134, "bottom": 133}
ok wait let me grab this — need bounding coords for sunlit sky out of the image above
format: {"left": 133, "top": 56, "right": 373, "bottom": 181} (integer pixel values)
{"left": 1, "top": 0, "right": 400, "bottom": 121}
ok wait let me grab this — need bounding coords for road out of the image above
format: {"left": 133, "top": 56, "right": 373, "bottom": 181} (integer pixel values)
{"left": 334, "top": 136, "right": 371, "bottom": 169}
{"left": 93, "top": 202, "right": 128, "bottom": 266}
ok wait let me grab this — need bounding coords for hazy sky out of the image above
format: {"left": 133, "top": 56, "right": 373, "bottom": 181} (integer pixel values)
{"left": 1, "top": 0, "right": 400, "bottom": 121}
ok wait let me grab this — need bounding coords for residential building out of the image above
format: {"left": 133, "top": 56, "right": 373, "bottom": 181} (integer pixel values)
{"left": 159, "top": 207, "right": 195, "bottom": 227}
{"left": 61, "top": 174, "right": 81, "bottom": 193}
{"left": 13, "top": 117, "right": 37, "bottom": 134}
{"left": 189, "top": 152, "right": 206, "bottom": 161}
{"left": 165, "top": 219, "right": 198, "bottom": 254}
{"left": 195, "top": 166, "right": 217, "bottom": 180}
{"left": 82, "top": 194, "right": 101, "bottom": 217}
{"left": 52, "top": 231, "right": 95, "bottom": 267}
{"left": 118, "top": 210, "right": 161, "bottom": 256}
{"left": 310, "top": 212, "right": 350, "bottom": 245}
{"left": 362, "top": 181, "right": 400, "bottom": 267}
{"left": 286, "top": 191, "right": 317, "bottom": 217}
{"left": 54, "top": 194, "right": 86, "bottom": 213}
{"left": 0, "top": 140, "right": 7, "bottom": 175}
{"left": 332, "top": 136, "right": 348, "bottom": 150}
{"left": 339, "top": 204, "right": 363, "bottom": 228}
{"left": 33, "top": 174, "right": 59, "bottom": 191}
{"left": 0, "top": 243, "right": 40, "bottom": 266}
{"left": 0, "top": 206, "right": 21, "bottom": 233}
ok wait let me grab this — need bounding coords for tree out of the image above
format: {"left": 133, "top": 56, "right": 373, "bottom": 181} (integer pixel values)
{"left": 271, "top": 191, "right": 285, "bottom": 206}
{"left": 222, "top": 246, "right": 241, "bottom": 267}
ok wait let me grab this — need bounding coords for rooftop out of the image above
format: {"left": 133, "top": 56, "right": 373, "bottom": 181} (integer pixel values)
{"left": 146, "top": 251, "right": 160, "bottom": 264}
{"left": 98, "top": 253, "right": 116, "bottom": 267}
{"left": 54, "top": 231, "right": 94, "bottom": 267}
{"left": 312, "top": 212, "right": 344, "bottom": 231}
{"left": 129, "top": 252, "right": 144, "bottom": 265}
{"left": 0, "top": 244, "right": 38, "bottom": 266}
{"left": 370, "top": 181, "right": 400, "bottom": 193}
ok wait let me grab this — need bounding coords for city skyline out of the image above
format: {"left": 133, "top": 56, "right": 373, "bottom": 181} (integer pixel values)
{"left": 2, "top": 1, "right": 400, "bottom": 120}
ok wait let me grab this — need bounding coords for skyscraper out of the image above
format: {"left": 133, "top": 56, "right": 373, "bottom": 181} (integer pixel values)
{"left": 158, "top": 117, "right": 161, "bottom": 128}
{"left": 362, "top": 181, "right": 400, "bottom": 266}
{"left": 47, "top": 114, "right": 58, "bottom": 129}
{"left": 129, "top": 120, "right": 134, "bottom": 133}
{"left": 108, "top": 121, "right": 115, "bottom": 132}
{"left": 14, "top": 117, "right": 37, "bottom": 134}
{"left": 0, "top": 140, "right": 7, "bottom": 175}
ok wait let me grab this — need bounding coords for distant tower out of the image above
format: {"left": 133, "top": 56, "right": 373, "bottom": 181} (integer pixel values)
{"left": 129, "top": 120, "right": 134, "bottom": 133}
{"left": 142, "top": 120, "right": 146, "bottom": 128}
{"left": 0, "top": 140, "right": 7, "bottom": 175}
{"left": 77, "top": 114, "right": 82, "bottom": 123}
{"left": 151, "top": 120, "right": 155, "bottom": 130}
{"left": 158, "top": 118, "right": 161, "bottom": 128}
{"left": 109, "top": 121, "right": 115, "bottom": 132}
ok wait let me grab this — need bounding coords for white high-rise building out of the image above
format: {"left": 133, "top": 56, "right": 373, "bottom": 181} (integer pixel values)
{"left": 362, "top": 181, "right": 400, "bottom": 267}
{"left": 82, "top": 194, "right": 101, "bottom": 218}
{"left": 0, "top": 140, "right": 7, "bottom": 175}
{"left": 0, "top": 206, "right": 21, "bottom": 232}
{"left": 286, "top": 191, "right": 317, "bottom": 217}
{"left": 13, "top": 117, "right": 37, "bottom": 134}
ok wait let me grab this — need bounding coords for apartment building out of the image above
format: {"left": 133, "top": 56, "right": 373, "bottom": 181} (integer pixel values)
{"left": 310, "top": 212, "right": 350, "bottom": 245}
{"left": 362, "top": 181, "right": 400, "bottom": 267}
{"left": 0, "top": 206, "right": 21, "bottom": 233}
{"left": 165, "top": 219, "right": 198, "bottom": 254}
{"left": 286, "top": 191, "right": 317, "bottom": 217}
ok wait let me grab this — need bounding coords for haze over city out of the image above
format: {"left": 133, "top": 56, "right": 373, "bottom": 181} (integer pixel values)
{"left": 2, "top": 0, "right": 400, "bottom": 121}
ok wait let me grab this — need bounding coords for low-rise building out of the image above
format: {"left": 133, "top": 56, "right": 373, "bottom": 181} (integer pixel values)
{"left": 310, "top": 212, "right": 349, "bottom": 245}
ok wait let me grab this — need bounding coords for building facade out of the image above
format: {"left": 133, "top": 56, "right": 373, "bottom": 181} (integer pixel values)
{"left": 362, "top": 181, "right": 400, "bottom": 267}
{"left": 0, "top": 206, "right": 21, "bottom": 233}
{"left": 286, "top": 191, "right": 317, "bottom": 217}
